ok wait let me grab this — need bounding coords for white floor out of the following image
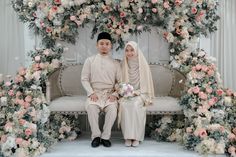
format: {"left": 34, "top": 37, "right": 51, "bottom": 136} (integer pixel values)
{"left": 41, "top": 133, "right": 226, "bottom": 157}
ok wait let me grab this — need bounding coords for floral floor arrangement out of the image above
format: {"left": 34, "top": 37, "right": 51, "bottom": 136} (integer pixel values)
{"left": 1, "top": 0, "right": 236, "bottom": 157}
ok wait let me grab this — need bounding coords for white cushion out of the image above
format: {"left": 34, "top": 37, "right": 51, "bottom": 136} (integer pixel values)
{"left": 49, "top": 96, "right": 87, "bottom": 112}
{"left": 147, "top": 96, "right": 181, "bottom": 112}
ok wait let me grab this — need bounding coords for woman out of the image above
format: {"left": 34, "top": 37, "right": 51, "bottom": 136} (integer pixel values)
{"left": 118, "top": 41, "right": 154, "bottom": 147}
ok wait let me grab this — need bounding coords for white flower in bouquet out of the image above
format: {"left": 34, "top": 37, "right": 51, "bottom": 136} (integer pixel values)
{"left": 119, "top": 83, "right": 134, "bottom": 98}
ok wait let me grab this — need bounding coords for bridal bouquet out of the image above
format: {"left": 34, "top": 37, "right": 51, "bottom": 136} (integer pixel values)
{"left": 118, "top": 83, "right": 134, "bottom": 98}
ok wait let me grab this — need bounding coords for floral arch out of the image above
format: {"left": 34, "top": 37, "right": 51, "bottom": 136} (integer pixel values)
{"left": 0, "top": 0, "right": 236, "bottom": 156}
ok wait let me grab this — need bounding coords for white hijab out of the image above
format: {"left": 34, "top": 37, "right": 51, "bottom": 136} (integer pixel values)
{"left": 121, "top": 41, "right": 155, "bottom": 105}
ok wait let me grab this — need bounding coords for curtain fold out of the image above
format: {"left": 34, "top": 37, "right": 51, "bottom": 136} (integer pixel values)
{"left": 0, "top": 0, "right": 25, "bottom": 77}
{"left": 209, "top": 0, "right": 236, "bottom": 90}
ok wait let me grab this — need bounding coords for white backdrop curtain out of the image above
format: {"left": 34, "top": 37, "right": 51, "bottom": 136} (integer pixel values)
{"left": 209, "top": 0, "right": 236, "bottom": 91}
{"left": 0, "top": 0, "right": 25, "bottom": 77}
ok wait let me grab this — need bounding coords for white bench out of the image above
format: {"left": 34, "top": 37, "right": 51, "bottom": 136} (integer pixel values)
{"left": 46, "top": 64, "right": 185, "bottom": 115}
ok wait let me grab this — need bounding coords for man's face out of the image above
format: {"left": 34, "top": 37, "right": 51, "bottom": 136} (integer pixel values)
{"left": 97, "top": 39, "right": 112, "bottom": 55}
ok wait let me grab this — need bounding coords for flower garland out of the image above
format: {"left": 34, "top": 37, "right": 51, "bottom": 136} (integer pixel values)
{"left": 0, "top": 46, "right": 63, "bottom": 156}
{"left": 12, "top": 0, "right": 219, "bottom": 52}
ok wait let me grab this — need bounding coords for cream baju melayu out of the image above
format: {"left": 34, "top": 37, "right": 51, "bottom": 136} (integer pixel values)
{"left": 81, "top": 53, "right": 121, "bottom": 140}
{"left": 119, "top": 41, "right": 155, "bottom": 142}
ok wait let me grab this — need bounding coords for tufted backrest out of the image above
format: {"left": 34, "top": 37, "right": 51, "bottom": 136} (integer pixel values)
{"left": 150, "top": 64, "right": 173, "bottom": 97}
{"left": 58, "top": 64, "right": 86, "bottom": 95}
{"left": 57, "top": 64, "right": 185, "bottom": 97}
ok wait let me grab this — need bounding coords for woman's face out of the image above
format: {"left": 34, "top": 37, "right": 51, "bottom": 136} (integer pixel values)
{"left": 125, "top": 45, "right": 137, "bottom": 59}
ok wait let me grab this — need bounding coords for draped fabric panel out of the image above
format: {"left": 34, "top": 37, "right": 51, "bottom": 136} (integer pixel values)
{"left": 209, "top": 0, "right": 236, "bottom": 90}
{"left": 0, "top": 0, "right": 25, "bottom": 77}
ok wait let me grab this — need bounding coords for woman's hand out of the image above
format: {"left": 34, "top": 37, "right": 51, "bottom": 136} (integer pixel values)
{"left": 89, "top": 93, "right": 98, "bottom": 102}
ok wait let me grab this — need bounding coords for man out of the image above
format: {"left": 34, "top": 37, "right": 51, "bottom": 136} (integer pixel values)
{"left": 81, "top": 32, "right": 121, "bottom": 147}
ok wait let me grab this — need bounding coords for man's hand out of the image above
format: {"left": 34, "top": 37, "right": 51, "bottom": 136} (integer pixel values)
{"left": 89, "top": 93, "right": 98, "bottom": 102}
{"left": 108, "top": 95, "right": 117, "bottom": 102}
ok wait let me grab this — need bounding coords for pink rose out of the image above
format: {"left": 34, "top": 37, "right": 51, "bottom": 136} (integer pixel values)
{"left": 51, "top": 6, "right": 58, "bottom": 12}
{"left": 208, "top": 99, "right": 215, "bottom": 106}
{"left": 25, "top": 96, "right": 32, "bottom": 103}
{"left": 4, "top": 122, "right": 13, "bottom": 130}
{"left": 103, "top": 5, "right": 110, "bottom": 13}
{"left": 219, "top": 126, "right": 225, "bottom": 132}
{"left": 201, "top": 65, "right": 208, "bottom": 72}
{"left": 8, "top": 90, "right": 14, "bottom": 96}
{"left": 199, "top": 92, "right": 207, "bottom": 100}
{"left": 1, "top": 135, "right": 7, "bottom": 143}
{"left": 199, "top": 10, "right": 205, "bottom": 16}
{"left": 195, "top": 64, "right": 202, "bottom": 71}
{"left": 186, "top": 127, "right": 192, "bottom": 133}
{"left": 40, "top": 21, "right": 45, "bottom": 27}
{"left": 25, "top": 128, "right": 32, "bottom": 136}
{"left": 15, "top": 138, "right": 23, "bottom": 145}
{"left": 152, "top": 8, "right": 158, "bottom": 13}
{"left": 232, "top": 128, "right": 236, "bottom": 135}
{"left": 191, "top": 7, "right": 197, "bottom": 14}
{"left": 115, "top": 29, "right": 122, "bottom": 35}
{"left": 194, "top": 128, "right": 207, "bottom": 138}
{"left": 39, "top": 63, "right": 46, "bottom": 69}
{"left": 54, "top": 0, "right": 61, "bottom": 4}
{"left": 70, "top": 16, "right": 76, "bottom": 21}
{"left": 192, "top": 66, "right": 196, "bottom": 71}
{"left": 228, "top": 146, "right": 236, "bottom": 155}
{"left": 216, "top": 89, "right": 224, "bottom": 96}
{"left": 163, "top": 1, "right": 170, "bottom": 9}
{"left": 43, "top": 49, "right": 50, "bottom": 56}
{"left": 228, "top": 133, "right": 236, "bottom": 141}
{"left": 176, "top": 28, "right": 181, "bottom": 35}
{"left": 213, "top": 97, "right": 218, "bottom": 103}
{"left": 175, "top": 0, "right": 183, "bottom": 6}
{"left": 46, "top": 27, "right": 53, "bottom": 33}
{"left": 151, "top": 0, "right": 158, "bottom": 4}
{"left": 5, "top": 81, "right": 11, "bottom": 86}
{"left": 18, "top": 67, "right": 26, "bottom": 76}
{"left": 34, "top": 56, "right": 41, "bottom": 62}
{"left": 75, "top": 20, "right": 82, "bottom": 26}
{"left": 138, "top": 8, "right": 143, "bottom": 14}
{"left": 120, "top": 12, "right": 126, "bottom": 18}
{"left": 163, "top": 32, "right": 168, "bottom": 39}
{"left": 199, "top": 129, "right": 207, "bottom": 138}
{"left": 187, "top": 88, "right": 192, "bottom": 94}
{"left": 17, "top": 99, "right": 25, "bottom": 106}
{"left": 33, "top": 63, "right": 40, "bottom": 71}
{"left": 19, "top": 119, "right": 26, "bottom": 126}
{"left": 192, "top": 86, "right": 200, "bottom": 94}
{"left": 15, "top": 75, "right": 24, "bottom": 83}
{"left": 196, "top": 15, "right": 202, "bottom": 22}
{"left": 226, "top": 89, "right": 233, "bottom": 96}
{"left": 16, "top": 91, "right": 22, "bottom": 97}
{"left": 206, "top": 87, "right": 212, "bottom": 94}
{"left": 23, "top": 102, "right": 30, "bottom": 108}
{"left": 207, "top": 70, "right": 214, "bottom": 76}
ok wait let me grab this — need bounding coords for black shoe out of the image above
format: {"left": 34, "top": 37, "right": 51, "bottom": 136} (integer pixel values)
{"left": 91, "top": 137, "right": 100, "bottom": 147}
{"left": 101, "top": 139, "right": 111, "bottom": 147}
